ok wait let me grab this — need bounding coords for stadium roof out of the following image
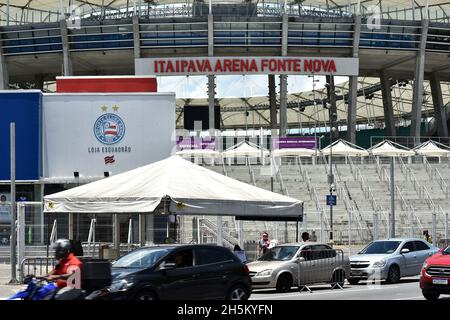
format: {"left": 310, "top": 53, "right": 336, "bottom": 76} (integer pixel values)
{"left": 1, "top": 0, "right": 446, "bottom": 14}
{"left": 175, "top": 77, "right": 450, "bottom": 130}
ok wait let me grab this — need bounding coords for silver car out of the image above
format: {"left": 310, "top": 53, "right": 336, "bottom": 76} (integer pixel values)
{"left": 348, "top": 238, "right": 439, "bottom": 284}
{"left": 247, "top": 243, "right": 351, "bottom": 292}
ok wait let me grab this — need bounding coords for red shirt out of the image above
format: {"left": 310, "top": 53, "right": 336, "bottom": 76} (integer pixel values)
{"left": 54, "top": 253, "right": 82, "bottom": 288}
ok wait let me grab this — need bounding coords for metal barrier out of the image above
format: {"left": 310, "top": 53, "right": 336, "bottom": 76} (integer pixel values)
{"left": 19, "top": 257, "right": 57, "bottom": 283}
{"left": 297, "top": 248, "right": 348, "bottom": 293}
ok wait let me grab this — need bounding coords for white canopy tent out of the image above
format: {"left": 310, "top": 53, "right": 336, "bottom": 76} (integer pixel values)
{"left": 222, "top": 140, "right": 270, "bottom": 158}
{"left": 44, "top": 155, "right": 302, "bottom": 217}
{"left": 272, "top": 148, "right": 317, "bottom": 157}
{"left": 369, "top": 140, "right": 415, "bottom": 157}
{"left": 320, "top": 139, "right": 369, "bottom": 157}
{"left": 413, "top": 140, "right": 450, "bottom": 157}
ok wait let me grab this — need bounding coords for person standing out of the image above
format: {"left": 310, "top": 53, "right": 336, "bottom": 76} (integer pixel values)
{"left": 423, "top": 230, "right": 433, "bottom": 244}
{"left": 301, "top": 232, "right": 310, "bottom": 242}
{"left": 258, "top": 232, "right": 270, "bottom": 256}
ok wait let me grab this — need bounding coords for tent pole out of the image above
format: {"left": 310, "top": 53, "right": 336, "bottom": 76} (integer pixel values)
{"left": 139, "top": 213, "right": 145, "bottom": 246}
{"left": 113, "top": 214, "right": 120, "bottom": 255}
{"left": 217, "top": 216, "right": 223, "bottom": 246}
{"left": 296, "top": 217, "right": 299, "bottom": 242}
{"left": 68, "top": 212, "right": 74, "bottom": 240}
{"left": 46, "top": 214, "right": 51, "bottom": 258}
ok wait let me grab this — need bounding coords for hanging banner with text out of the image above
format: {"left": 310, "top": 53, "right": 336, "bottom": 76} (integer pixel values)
{"left": 176, "top": 137, "right": 216, "bottom": 151}
{"left": 135, "top": 57, "right": 359, "bottom": 76}
{"left": 272, "top": 137, "right": 317, "bottom": 150}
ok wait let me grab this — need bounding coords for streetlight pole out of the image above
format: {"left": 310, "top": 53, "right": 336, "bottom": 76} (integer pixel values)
{"left": 329, "top": 125, "right": 335, "bottom": 246}
{"left": 390, "top": 157, "right": 395, "bottom": 238}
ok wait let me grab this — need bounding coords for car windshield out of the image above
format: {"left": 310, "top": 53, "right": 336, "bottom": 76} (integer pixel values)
{"left": 258, "top": 246, "right": 299, "bottom": 261}
{"left": 113, "top": 247, "right": 173, "bottom": 268}
{"left": 359, "top": 241, "right": 401, "bottom": 254}
{"left": 443, "top": 246, "right": 450, "bottom": 255}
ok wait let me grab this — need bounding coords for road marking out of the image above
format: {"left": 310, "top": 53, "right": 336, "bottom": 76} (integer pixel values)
{"left": 251, "top": 286, "right": 403, "bottom": 299}
{"left": 393, "top": 296, "right": 424, "bottom": 300}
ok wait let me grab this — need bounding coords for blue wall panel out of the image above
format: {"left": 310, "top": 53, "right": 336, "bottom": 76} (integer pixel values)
{"left": 0, "top": 91, "right": 41, "bottom": 180}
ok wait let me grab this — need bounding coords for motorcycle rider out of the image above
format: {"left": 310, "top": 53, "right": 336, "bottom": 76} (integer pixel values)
{"left": 41, "top": 239, "right": 82, "bottom": 289}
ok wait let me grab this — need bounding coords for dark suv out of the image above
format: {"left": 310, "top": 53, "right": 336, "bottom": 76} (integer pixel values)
{"left": 90, "top": 244, "right": 251, "bottom": 300}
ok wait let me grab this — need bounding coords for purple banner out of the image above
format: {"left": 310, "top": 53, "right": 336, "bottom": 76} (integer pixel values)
{"left": 176, "top": 137, "right": 216, "bottom": 151}
{"left": 272, "top": 137, "right": 317, "bottom": 150}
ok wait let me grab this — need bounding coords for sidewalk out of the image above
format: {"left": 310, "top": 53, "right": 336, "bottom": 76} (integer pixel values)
{"left": 0, "top": 263, "right": 24, "bottom": 299}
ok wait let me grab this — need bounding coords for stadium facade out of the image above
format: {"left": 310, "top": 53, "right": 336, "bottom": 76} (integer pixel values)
{"left": 0, "top": 0, "right": 449, "bottom": 140}
{"left": 0, "top": 0, "right": 450, "bottom": 249}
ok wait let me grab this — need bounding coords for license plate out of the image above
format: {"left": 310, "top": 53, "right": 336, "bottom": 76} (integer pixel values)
{"left": 432, "top": 278, "right": 448, "bottom": 285}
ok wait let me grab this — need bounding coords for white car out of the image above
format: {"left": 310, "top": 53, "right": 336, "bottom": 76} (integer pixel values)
{"left": 348, "top": 238, "right": 439, "bottom": 284}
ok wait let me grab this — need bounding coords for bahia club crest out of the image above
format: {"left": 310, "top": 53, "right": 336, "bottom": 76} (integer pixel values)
{"left": 88, "top": 105, "right": 131, "bottom": 160}
{"left": 93, "top": 111, "right": 125, "bottom": 145}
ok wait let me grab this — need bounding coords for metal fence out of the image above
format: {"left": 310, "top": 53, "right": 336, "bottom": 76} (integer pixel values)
{"left": 298, "top": 248, "right": 348, "bottom": 292}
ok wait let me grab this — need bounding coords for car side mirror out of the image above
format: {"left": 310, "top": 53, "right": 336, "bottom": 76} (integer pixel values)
{"left": 297, "top": 256, "right": 305, "bottom": 262}
{"left": 160, "top": 262, "right": 176, "bottom": 271}
{"left": 401, "top": 248, "right": 410, "bottom": 254}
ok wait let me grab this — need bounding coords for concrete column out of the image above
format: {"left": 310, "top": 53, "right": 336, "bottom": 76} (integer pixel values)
{"left": 326, "top": 75, "right": 339, "bottom": 141}
{"left": 60, "top": 19, "right": 73, "bottom": 76}
{"left": 380, "top": 70, "right": 396, "bottom": 136}
{"left": 207, "top": 75, "right": 216, "bottom": 131}
{"left": 207, "top": 14, "right": 215, "bottom": 132}
{"left": 430, "top": 73, "right": 449, "bottom": 137}
{"left": 0, "top": 38, "right": 9, "bottom": 89}
{"left": 268, "top": 75, "right": 277, "bottom": 137}
{"left": 347, "top": 14, "right": 361, "bottom": 144}
{"left": 132, "top": 15, "right": 141, "bottom": 59}
{"left": 410, "top": 19, "right": 429, "bottom": 140}
{"left": 279, "top": 75, "right": 288, "bottom": 136}
{"left": 279, "top": 14, "right": 289, "bottom": 137}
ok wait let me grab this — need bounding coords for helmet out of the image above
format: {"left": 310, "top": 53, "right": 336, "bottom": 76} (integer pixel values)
{"left": 53, "top": 239, "right": 71, "bottom": 260}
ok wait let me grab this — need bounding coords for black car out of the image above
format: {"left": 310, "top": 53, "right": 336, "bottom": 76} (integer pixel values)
{"left": 89, "top": 244, "right": 251, "bottom": 300}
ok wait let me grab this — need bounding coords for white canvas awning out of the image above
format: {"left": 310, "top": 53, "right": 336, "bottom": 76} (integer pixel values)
{"left": 222, "top": 141, "right": 269, "bottom": 158}
{"left": 272, "top": 148, "right": 316, "bottom": 157}
{"left": 320, "top": 139, "right": 369, "bottom": 157}
{"left": 44, "top": 156, "right": 303, "bottom": 218}
{"left": 369, "top": 140, "right": 415, "bottom": 157}
{"left": 413, "top": 140, "right": 450, "bottom": 157}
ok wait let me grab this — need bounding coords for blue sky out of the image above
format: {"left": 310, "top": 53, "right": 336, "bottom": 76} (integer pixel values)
{"left": 157, "top": 75, "right": 349, "bottom": 99}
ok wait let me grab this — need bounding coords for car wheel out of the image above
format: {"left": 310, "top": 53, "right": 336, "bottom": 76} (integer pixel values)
{"left": 276, "top": 273, "right": 293, "bottom": 293}
{"left": 386, "top": 265, "right": 400, "bottom": 284}
{"left": 135, "top": 289, "right": 157, "bottom": 301}
{"left": 227, "top": 285, "right": 249, "bottom": 301}
{"left": 330, "top": 270, "right": 345, "bottom": 289}
{"left": 422, "top": 291, "right": 440, "bottom": 301}
{"left": 348, "top": 278, "right": 360, "bottom": 285}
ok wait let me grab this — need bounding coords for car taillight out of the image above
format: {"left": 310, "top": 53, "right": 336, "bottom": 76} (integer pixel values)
{"left": 243, "top": 264, "right": 250, "bottom": 274}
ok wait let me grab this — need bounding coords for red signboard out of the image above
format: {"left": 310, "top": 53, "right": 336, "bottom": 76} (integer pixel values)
{"left": 56, "top": 76, "right": 157, "bottom": 93}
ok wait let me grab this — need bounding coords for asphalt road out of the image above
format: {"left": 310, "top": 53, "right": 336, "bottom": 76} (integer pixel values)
{"left": 250, "top": 276, "right": 450, "bottom": 300}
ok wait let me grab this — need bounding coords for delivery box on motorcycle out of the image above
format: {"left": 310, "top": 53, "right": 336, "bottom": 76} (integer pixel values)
{"left": 79, "top": 258, "right": 112, "bottom": 292}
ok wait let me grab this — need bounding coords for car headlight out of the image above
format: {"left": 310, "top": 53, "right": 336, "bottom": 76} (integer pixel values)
{"left": 422, "top": 261, "right": 428, "bottom": 270}
{"left": 256, "top": 269, "right": 272, "bottom": 277}
{"left": 108, "top": 279, "right": 134, "bottom": 292}
{"left": 372, "top": 260, "right": 387, "bottom": 268}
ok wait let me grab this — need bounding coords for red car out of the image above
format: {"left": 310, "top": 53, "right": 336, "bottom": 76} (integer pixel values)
{"left": 420, "top": 245, "right": 450, "bottom": 300}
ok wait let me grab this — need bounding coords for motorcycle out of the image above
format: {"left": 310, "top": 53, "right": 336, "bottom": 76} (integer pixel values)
{"left": 8, "top": 275, "right": 86, "bottom": 300}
